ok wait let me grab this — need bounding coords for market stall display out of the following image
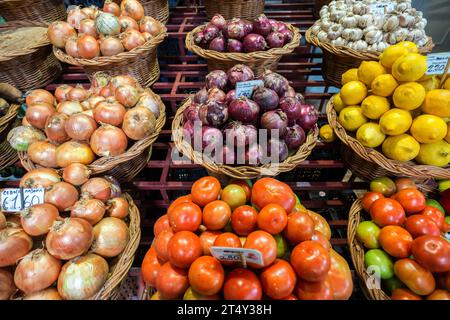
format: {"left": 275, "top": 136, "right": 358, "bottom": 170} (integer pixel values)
{"left": 0, "top": 0, "right": 66, "bottom": 23}
{"left": 204, "top": 0, "right": 265, "bottom": 21}
{"left": 110, "top": 0, "right": 169, "bottom": 24}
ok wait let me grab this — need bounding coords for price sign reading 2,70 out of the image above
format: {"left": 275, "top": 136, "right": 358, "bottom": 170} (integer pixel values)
{"left": 1, "top": 188, "right": 45, "bottom": 212}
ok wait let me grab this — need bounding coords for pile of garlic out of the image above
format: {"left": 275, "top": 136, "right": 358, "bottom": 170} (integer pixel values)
{"left": 310, "top": 0, "right": 428, "bottom": 52}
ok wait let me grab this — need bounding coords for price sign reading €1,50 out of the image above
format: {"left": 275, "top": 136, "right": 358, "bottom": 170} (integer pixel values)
{"left": 426, "top": 52, "right": 450, "bottom": 75}
{"left": 235, "top": 80, "right": 264, "bottom": 99}
{"left": 1, "top": 188, "right": 45, "bottom": 212}
{"left": 210, "top": 246, "right": 264, "bottom": 266}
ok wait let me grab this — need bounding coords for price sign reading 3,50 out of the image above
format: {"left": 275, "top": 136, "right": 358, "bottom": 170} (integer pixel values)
{"left": 1, "top": 188, "right": 45, "bottom": 212}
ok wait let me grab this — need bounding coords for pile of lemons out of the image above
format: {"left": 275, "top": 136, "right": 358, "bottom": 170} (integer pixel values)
{"left": 334, "top": 41, "right": 450, "bottom": 167}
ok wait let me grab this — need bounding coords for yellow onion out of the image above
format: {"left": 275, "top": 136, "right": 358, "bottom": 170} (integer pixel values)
{"left": 92, "top": 217, "right": 128, "bottom": 258}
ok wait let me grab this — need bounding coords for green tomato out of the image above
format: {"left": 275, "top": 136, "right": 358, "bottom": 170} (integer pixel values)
{"left": 356, "top": 221, "right": 381, "bottom": 249}
{"left": 364, "top": 249, "right": 394, "bottom": 280}
{"left": 295, "top": 194, "right": 301, "bottom": 205}
{"left": 426, "top": 199, "right": 445, "bottom": 214}
{"left": 445, "top": 216, "right": 450, "bottom": 225}
{"left": 370, "top": 177, "right": 396, "bottom": 196}
{"left": 221, "top": 184, "right": 247, "bottom": 210}
{"left": 273, "top": 234, "right": 288, "bottom": 258}
{"left": 438, "top": 180, "right": 450, "bottom": 192}
{"left": 183, "top": 287, "right": 217, "bottom": 300}
{"left": 383, "top": 276, "right": 405, "bottom": 295}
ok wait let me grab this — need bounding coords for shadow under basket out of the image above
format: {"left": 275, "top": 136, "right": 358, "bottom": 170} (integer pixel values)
{"left": 0, "top": 0, "right": 66, "bottom": 23}
{"left": 204, "top": 0, "right": 265, "bottom": 20}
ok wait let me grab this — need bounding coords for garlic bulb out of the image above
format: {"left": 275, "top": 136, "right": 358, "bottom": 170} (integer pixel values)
{"left": 328, "top": 24, "right": 343, "bottom": 40}
{"left": 396, "top": 1, "right": 412, "bottom": 12}
{"left": 373, "top": 15, "right": 384, "bottom": 29}
{"left": 363, "top": 25, "right": 378, "bottom": 35}
{"left": 331, "top": 37, "right": 347, "bottom": 46}
{"left": 376, "top": 41, "right": 388, "bottom": 52}
{"left": 406, "top": 28, "right": 425, "bottom": 42}
{"left": 382, "top": 15, "right": 400, "bottom": 32}
{"left": 317, "top": 30, "right": 329, "bottom": 42}
{"left": 320, "top": 6, "right": 329, "bottom": 18}
{"left": 365, "top": 29, "right": 383, "bottom": 44}
{"left": 347, "top": 41, "right": 355, "bottom": 49}
{"left": 321, "top": 19, "right": 333, "bottom": 32}
{"left": 353, "top": 2, "right": 369, "bottom": 16}
{"left": 330, "top": 9, "right": 347, "bottom": 22}
{"left": 310, "top": 24, "right": 322, "bottom": 36}
{"left": 415, "top": 18, "right": 427, "bottom": 30}
{"left": 358, "top": 14, "right": 374, "bottom": 28}
{"left": 342, "top": 28, "right": 363, "bottom": 41}
{"left": 353, "top": 39, "right": 368, "bottom": 50}
{"left": 417, "top": 37, "right": 428, "bottom": 47}
{"left": 340, "top": 14, "right": 358, "bottom": 28}
{"left": 399, "top": 13, "right": 415, "bottom": 28}
{"left": 387, "top": 28, "right": 408, "bottom": 44}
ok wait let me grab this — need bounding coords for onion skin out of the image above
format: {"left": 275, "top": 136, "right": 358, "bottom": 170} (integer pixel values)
{"left": 280, "top": 97, "right": 302, "bottom": 125}
{"left": 28, "top": 141, "right": 58, "bottom": 168}
{"left": 77, "top": 34, "right": 100, "bottom": 59}
{"left": 119, "top": 15, "right": 139, "bottom": 32}
{"left": 227, "top": 64, "right": 254, "bottom": 87}
{"left": 81, "top": 177, "right": 112, "bottom": 202}
{"left": 92, "top": 217, "right": 129, "bottom": 258}
{"left": 64, "top": 113, "right": 97, "bottom": 141}
{"left": 71, "top": 198, "right": 106, "bottom": 225}
{"left": 268, "top": 138, "right": 289, "bottom": 162}
{"left": 103, "top": 0, "right": 120, "bottom": 16}
{"left": 62, "top": 163, "right": 91, "bottom": 186}
{"left": 226, "top": 90, "right": 237, "bottom": 104}
{"left": 207, "top": 88, "right": 226, "bottom": 104}
{"left": 90, "top": 124, "right": 127, "bottom": 156}
{"left": 203, "top": 23, "right": 220, "bottom": 42}
{"left": 0, "top": 212, "right": 5, "bottom": 230}
{"left": 57, "top": 101, "right": 84, "bottom": 116}
{"left": 284, "top": 125, "right": 306, "bottom": 150}
{"left": 245, "top": 144, "right": 263, "bottom": 165}
{"left": 223, "top": 122, "right": 257, "bottom": 146}
{"left": 228, "top": 97, "right": 260, "bottom": 124}
{"left": 209, "top": 37, "right": 225, "bottom": 52}
{"left": 261, "top": 110, "right": 288, "bottom": 137}
{"left": 227, "top": 39, "right": 243, "bottom": 52}
{"left": 120, "top": 29, "right": 146, "bottom": 51}
{"left": 298, "top": 104, "right": 319, "bottom": 131}
{"left": 20, "top": 168, "right": 61, "bottom": 188}
{"left": 26, "top": 89, "right": 55, "bottom": 107}
{"left": 67, "top": 6, "right": 88, "bottom": 29}
{"left": 253, "top": 14, "right": 272, "bottom": 37}
{"left": 57, "top": 253, "right": 109, "bottom": 300}
{"left": 56, "top": 141, "right": 95, "bottom": 167}
{"left": 205, "top": 70, "right": 228, "bottom": 91}
{"left": 25, "top": 103, "right": 56, "bottom": 129}
{"left": 266, "top": 31, "right": 285, "bottom": 48}
{"left": 115, "top": 84, "right": 139, "bottom": 107}
{"left": 23, "top": 288, "right": 62, "bottom": 300}
{"left": 262, "top": 70, "right": 290, "bottom": 97}
{"left": 46, "top": 218, "right": 94, "bottom": 260}
{"left": 139, "top": 16, "right": 162, "bottom": 37}
{"left": 193, "top": 88, "right": 208, "bottom": 105}
{"left": 79, "top": 19, "right": 98, "bottom": 39}
{"left": 67, "top": 86, "right": 90, "bottom": 102}
{"left": 0, "top": 228, "right": 33, "bottom": 267}
{"left": 93, "top": 98, "right": 126, "bottom": 126}
{"left": 14, "top": 249, "right": 61, "bottom": 294}
{"left": 120, "top": 0, "right": 145, "bottom": 21}
{"left": 136, "top": 93, "right": 160, "bottom": 119}
{"left": 65, "top": 36, "right": 80, "bottom": 58}
{"left": 223, "top": 18, "right": 246, "bottom": 40}
{"left": 202, "top": 126, "right": 223, "bottom": 150}
{"left": 199, "top": 101, "right": 229, "bottom": 127}
{"left": 122, "top": 106, "right": 156, "bottom": 140}
{"left": 210, "top": 14, "right": 226, "bottom": 30}
{"left": 95, "top": 12, "right": 121, "bottom": 36}
{"left": 0, "top": 269, "right": 15, "bottom": 300}
{"left": 55, "top": 85, "right": 74, "bottom": 102}
{"left": 107, "top": 197, "right": 129, "bottom": 219}
{"left": 252, "top": 87, "right": 279, "bottom": 112}
{"left": 100, "top": 37, "right": 124, "bottom": 56}
{"left": 20, "top": 203, "right": 60, "bottom": 236}
{"left": 243, "top": 33, "right": 267, "bottom": 52}
{"left": 45, "top": 113, "right": 70, "bottom": 143}
{"left": 47, "top": 21, "right": 77, "bottom": 49}
{"left": 45, "top": 182, "right": 79, "bottom": 211}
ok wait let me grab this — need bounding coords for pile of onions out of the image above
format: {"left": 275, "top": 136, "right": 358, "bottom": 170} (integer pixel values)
{"left": 0, "top": 228, "right": 33, "bottom": 267}
{"left": 0, "top": 269, "right": 15, "bottom": 300}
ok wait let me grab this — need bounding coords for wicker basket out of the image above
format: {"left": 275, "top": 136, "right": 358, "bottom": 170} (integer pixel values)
{"left": 142, "top": 0, "right": 170, "bottom": 24}
{"left": 305, "top": 28, "right": 434, "bottom": 87}
{"left": 0, "top": 21, "right": 62, "bottom": 91}
{"left": 53, "top": 22, "right": 167, "bottom": 87}
{"left": 313, "top": 0, "right": 331, "bottom": 19}
{"left": 327, "top": 97, "right": 450, "bottom": 180}
{"left": 204, "top": 0, "right": 264, "bottom": 20}
{"left": 172, "top": 97, "right": 318, "bottom": 180}
{"left": 186, "top": 23, "right": 301, "bottom": 76}
{"left": 0, "top": 0, "right": 66, "bottom": 23}
{"left": 18, "top": 90, "right": 166, "bottom": 182}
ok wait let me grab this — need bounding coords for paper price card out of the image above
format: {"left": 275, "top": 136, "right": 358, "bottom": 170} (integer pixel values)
{"left": 210, "top": 246, "right": 264, "bottom": 266}
{"left": 235, "top": 80, "right": 264, "bottom": 98}
{"left": 1, "top": 188, "right": 44, "bottom": 212}
{"left": 369, "top": 2, "right": 395, "bottom": 15}
{"left": 426, "top": 52, "right": 450, "bottom": 75}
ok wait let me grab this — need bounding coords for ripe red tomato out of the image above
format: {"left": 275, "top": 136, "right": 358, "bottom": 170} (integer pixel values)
{"left": 202, "top": 200, "right": 231, "bottom": 231}
{"left": 191, "top": 176, "right": 221, "bottom": 207}
{"left": 223, "top": 268, "right": 262, "bottom": 300}
{"left": 421, "top": 206, "right": 445, "bottom": 230}
{"left": 243, "top": 231, "right": 277, "bottom": 269}
{"left": 251, "top": 178, "right": 296, "bottom": 213}
{"left": 395, "top": 178, "right": 417, "bottom": 191}
{"left": 369, "top": 198, "right": 405, "bottom": 227}
{"left": 311, "top": 231, "right": 331, "bottom": 251}
{"left": 229, "top": 179, "right": 252, "bottom": 202}
{"left": 167, "top": 201, "right": 202, "bottom": 232}
{"left": 328, "top": 249, "right": 353, "bottom": 300}
{"left": 378, "top": 225, "right": 413, "bottom": 258}
{"left": 392, "top": 188, "right": 426, "bottom": 215}
{"left": 199, "top": 231, "right": 221, "bottom": 256}
{"left": 284, "top": 212, "right": 315, "bottom": 244}
{"left": 361, "top": 192, "right": 384, "bottom": 212}
{"left": 427, "top": 289, "right": 450, "bottom": 300}
{"left": 231, "top": 205, "right": 258, "bottom": 236}
{"left": 153, "top": 215, "right": 170, "bottom": 237}
{"left": 256, "top": 204, "right": 288, "bottom": 235}
{"left": 404, "top": 215, "right": 441, "bottom": 238}
{"left": 296, "top": 277, "right": 334, "bottom": 300}
{"left": 167, "top": 195, "right": 192, "bottom": 216}
{"left": 188, "top": 256, "right": 224, "bottom": 296}
{"left": 411, "top": 235, "right": 450, "bottom": 273}
{"left": 154, "top": 229, "right": 174, "bottom": 262}
{"left": 391, "top": 288, "right": 422, "bottom": 300}
{"left": 156, "top": 262, "right": 189, "bottom": 299}
{"left": 291, "top": 241, "right": 331, "bottom": 282}
{"left": 260, "top": 259, "right": 297, "bottom": 299}
{"left": 394, "top": 258, "right": 436, "bottom": 296}
{"left": 141, "top": 247, "right": 162, "bottom": 287}
{"left": 167, "top": 231, "right": 202, "bottom": 269}
{"left": 214, "top": 232, "right": 241, "bottom": 266}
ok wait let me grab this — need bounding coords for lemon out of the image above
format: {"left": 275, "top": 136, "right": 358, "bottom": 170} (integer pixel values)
{"left": 410, "top": 115, "right": 448, "bottom": 144}
{"left": 340, "top": 81, "right": 368, "bottom": 105}
{"left": 338, "top": 106, "right": 368, "bottom": 131}
{"left": 333, "top": 93, "right": 346, "bottom": 113}
{"left": 371, "top": 74, "right": 399, "bottom": 97}
{"left": 422, "top": 89, "right": 450, "bottom": 117}
{"left": 341, "top": 68, "right": 359, "bottom": 85}
{"left": 379, "top": 44, "right": 409, "bottom": 69}
{"left": 319, "top": 124, "right": 336, "bottom": 143}
{"left": 382, "top": 134, "right": 420, "bottom": 162}
{"left": 418, "top": 75, "right": 441, "bottom": 92}
{"left": 361, "top": 95, "right": 390, "bottom": 120}
{"left": 379, "top": 108, "right": 412, "bottom": 135}
{"left": 415, "top": 140, "right": 450, "bottom": 167}
{"left": 356, "top": 123, "right": 386, "bottom": 148}
{"left": 393, "top": 82, "right": 426, "bottom": 110}
{"left": 396, "top": 41, "right": 419, "bottom": 53}
{"left": 444, "top": 78, "right": 450, "bottom": 90}
{"left": 445, "top": 123, "right": 450, "bottom": 143}
{"left": 358, "top": 61, "right": 386, "bottom": 87}
{"left": 392, "top": 53, "right": 427, "bottom": 82}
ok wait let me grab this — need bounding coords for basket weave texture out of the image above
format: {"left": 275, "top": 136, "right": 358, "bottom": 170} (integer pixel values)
{"left": 172, "top": 96, "right": 318, "bottom": 180}
{"left": 0, "top": 0, "right": 66, "bottom": 23}
{"left": 186, "top": 23, "right": 301, "bottom": 76}
{"left": 0, "top": 21, "right": 62, "bottom": 91}
{"left": 142, "top": 0, "right": 170, "bottom": 24}
{"left": 204, "top": 0, "right": 265, "bottom": 20}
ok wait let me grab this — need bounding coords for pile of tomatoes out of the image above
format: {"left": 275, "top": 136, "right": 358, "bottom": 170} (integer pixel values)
{"left": 358, "top": 178, "right": 450, "bottom": 300}
{"left": 141, "top": 176, "right": 353, "bottom": 300}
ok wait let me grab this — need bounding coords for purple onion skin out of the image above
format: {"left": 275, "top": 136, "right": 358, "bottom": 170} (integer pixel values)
{"left": 223, "top": 18, "right": 247, "bottom": 40}
{"left": 183, "top": 121, "right": 195, "bottom": 139}
{"left": 280, "top": 97, "right": 302, "bottom": 125}
{"left": 266, "top": 32, "right": 285, "bottom": 48}
{"left": 227, "top": 64, "right": 255, "bottom": 87}
{"left": 221, "top": 145, "right": 236, "bottom": 165}
{"left": 262, "top": 70, "right": 290, "bottom": 97}
{"left": 104, "top": 175, "right": 122, "bottom": 198}
{"left": 271, "top": 21, "right": 289, "bottom": 33}
{"left": 228, "top": 97, "right": 260, "bottom": 124}
{"left": 279, "top": 29, "right": 293, "bottom": 43}
{"left": 268, "top": 19, "right": 278, "bottom": 29}
{"left": 242, "top": 19, "right": 253, "bottom": 36}
{"left": 243, "top": 33, "right": 267, "bottom": 52}
{"left": 194, "top": 31, "right": 207, "bottom": 47}
{"left": 202, "top": 126, "right": 223, "bottom": 150}
{"left": 298, "top": 104, "right": 319, "bottom": 131}
{"left": 199, "top": 101, "right": 229, "bottom": 127}
{"left": 295, "top": 93, "right": 306, "bottom": 104}
{"left": 253, "top": 14, "right": 272, "bottom": 37}
{"left": 282, "top": 86, "right": 296, "bottom": 99}
{"left": 267, "top": 138, "right": 289, "bottom": 162}
{"left": 205, "top": 70, "right": 228, "bottom": 91}
{"left": 260, "top": 109, "right": 288, "bottom": 137}
{"left": 226, "top": 90, "right": 237, "bottom": 104}
{"left": 252, "top": 86, "right": 279, "bottom": 112}
{"left": 203, "top": 23, "right": 220, "bottom": 42}
{"left": 227, "top": 39, "right": 243, "bottom": 52}
{"left": 208, "top": 36, "right": 226, "bottom": 52}
{"left": 194, "top": 87, "right": 209, "bottom": 104}
{"left": 284, "top": 124, "right": 306, "bottom": 150}
{"left": 245, "top": 143, "right": 263, "bottom": 165}
{"left": 207, "top": 88, "right": 227, "bottom": 104}
{"left": 223, "top": 121, "right": 257, "bottom": 146}
{"left": 183, "top": 103, "right": 201, "bottom": 122}
{"left": 210, "top": 14, "right": 226, "bottom": 30}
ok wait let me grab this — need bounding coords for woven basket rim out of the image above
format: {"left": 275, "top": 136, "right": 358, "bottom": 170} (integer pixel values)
{"left": 172, "top": 96, "right": 318, "bottom": 180}
{"left": 186, "top": 23, "right": 301, "bottom": 62}
{"left": 19, "top": 89, "right": 166, "bottom": 175}
{"left": 0, "top": 103, "right": 20, "bottom": 135}
{"left": 326, "top": 97, "right": 450, "bottom": 179}
{"left": 53, "top": 21, "right": 167, "bottom": 67}
{"left": 305, "top": 28, "right": 434, "bottom": 59}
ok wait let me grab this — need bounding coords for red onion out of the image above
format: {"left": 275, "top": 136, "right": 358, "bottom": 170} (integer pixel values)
{"left": 261, "top": 110, "right": 288, "bottom": 137}
{"left": 226, "top": 90, "right": 237, "bottom": 104}
{"left": 229, "top": 97, "right": 260, "bottom": 124}
{"left": 284, "top": 125, "right": 306, "bottom": 150}
{"left": 199, "top": 101, "right": 229, "bottom": 127}
{"left": 227, "top": 64, "right": 254, "bottom": 87}
{"left": 283, "top": 86, "right": 297, "bottom": 98}
{"left": 194, "top": 31, "right": 207, "bottom": 47}
{"left": 207, "top": 88, "right": 226, "bottom": 104}
{"left": 243, "top": 33, "right": 267, "bottom": 52}
{"left": 210, "top": 14, "right": 226, "bottom": 30}
{"left": 295, "top": 93, "right": 306, "bottom": 104}
{"left": 298, "top": 104, "right": 319, "bottom": 131}
{"left": 209, "top": 36, "right": 225, "bottom": 52}
{"left": 202, "top": 126, "right": 223, "bottom": 150}
{"left": 242, "top": 19, "right": 253, "bottom": 35}
{"left": 252, "top": 87, "right": 279, "bottom": 112}
{"left": 183, "top": 121, "right": 195, "bottom": 139}
{"left": 205, "top": 70, "right": 228, "bottom": 91}
{"left": 223, "top": 121, "right": 257, "bottom": 146}
{"left": 269, "top": 19, "right": 278, "bottom": 29}
{"left": 262, "top": 70, "right": 290, "bottom": 96}
{"left": 267, "top": 138, "right": 288, "bottom": 162}
{"left": 272, "top": 21, "right": 289, "bottom": 33}
{"left": 194, "top": 88, "right": 209, "bottom": 104}
{"left": 223, "top": 18, "right": 247, "bottom": 40}
{"left": 279, "top": 29, "right": 293, "bottom": 43}
{"left": 227, "top": 39, "right": 243, "bottom": 52}
{"left": 253, "top": 14, "right": 272, "bottom": 37}
{"left": 183, "top": 104, "right": 201, "bottom": 123}
{"left": 221, "top": 145, "right": 235, "bottom": 165}
{"left": 245, "top": 144, "right": 263, "bottom": 165}
{"left": 203, "top": 23, "right": 220, "bottom": 42}
{"left": 280, "top": 97, "right": 302, "bottom": 125}
{"left": 266, "top": 32, "right": 285, "bottom": 48}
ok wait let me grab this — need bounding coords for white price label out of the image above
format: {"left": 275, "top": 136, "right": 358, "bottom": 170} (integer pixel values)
{"left": 369, "top": 2, "right": 395, "bottom": 15}
{"left": 235, "top": 80, "right": 264, "bottom": 98}
{"left": 210, "top": 246, "right": 264, "bottom": 266}
{"left": 1, "top": 188, "right": 45, "bottom": 212}
{"left": 426, "top": 52, "right": 450, "bottom": 75}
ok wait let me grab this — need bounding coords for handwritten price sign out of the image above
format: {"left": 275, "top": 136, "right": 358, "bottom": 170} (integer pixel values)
{"left": 235, "top": 80, "right": 264, "bottom": 98}
{"left": 369, "top": 2, "right": 395, "bottom": 15}
{"left": 210, "top": 246, "right": 264, "bottom": 266}
{"left": 426, "top": 52, "right": 450, "bottom": 75}
{"left": 1, "top": 188, "right": 44, "bottom": 212}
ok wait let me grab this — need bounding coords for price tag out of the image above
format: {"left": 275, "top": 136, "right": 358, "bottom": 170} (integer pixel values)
{"left": 1, "top": 188, "right": 44, "bottom": 212}
{"left": 235, "top": 80, "right": 264, "bottom": 98}
{"left": 369, "top": 2, "right": 395, "bottom": 15}
{"left": 426, "top": 52, "right": 450, "bottom": 75}
{"left": 210, "top": 246, "right": 264, "bottom": 266}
